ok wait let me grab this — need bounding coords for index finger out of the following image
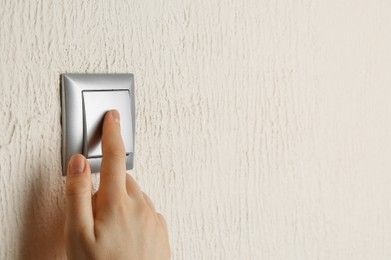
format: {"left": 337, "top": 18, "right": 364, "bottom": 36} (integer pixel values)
{"left": 99, "top": 110, "right": 127, "bottom": 196}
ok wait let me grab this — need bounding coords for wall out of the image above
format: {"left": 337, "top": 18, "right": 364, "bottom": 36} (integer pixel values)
{"left": 1, "top": 0, "right": 391, "bottom": 259}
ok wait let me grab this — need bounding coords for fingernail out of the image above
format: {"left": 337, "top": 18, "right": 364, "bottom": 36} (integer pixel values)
{"left": 70, "top": 155, "right": 85, "bottom": 174}
{"left": 111, "top": 110, "right": 120, "bottom": 123}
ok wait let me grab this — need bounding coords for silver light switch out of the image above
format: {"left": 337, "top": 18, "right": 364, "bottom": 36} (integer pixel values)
{"left": 61, "top": 74, "right": 135, "bottom": 176}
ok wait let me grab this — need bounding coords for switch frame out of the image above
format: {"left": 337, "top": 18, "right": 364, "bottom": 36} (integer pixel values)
{"left": 61, "top": 73, "right": 135, "bottom": 176}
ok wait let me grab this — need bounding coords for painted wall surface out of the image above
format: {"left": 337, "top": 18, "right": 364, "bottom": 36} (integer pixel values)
{"left": 1, "top": 1, "right": 391, "bottom": 259}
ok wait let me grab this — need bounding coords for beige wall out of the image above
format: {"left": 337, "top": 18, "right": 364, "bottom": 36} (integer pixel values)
{"left": 1, "top": 0, "right": 391, "bottom": 259}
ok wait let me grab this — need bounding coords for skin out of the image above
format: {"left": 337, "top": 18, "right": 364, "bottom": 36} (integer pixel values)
{"left": 64, "top": 110, "right": 170, "bottom": 260}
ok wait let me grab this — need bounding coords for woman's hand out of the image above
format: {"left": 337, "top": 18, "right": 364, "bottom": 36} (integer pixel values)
{"left": 64, "top": 110, "right": 170, "bottom": 260}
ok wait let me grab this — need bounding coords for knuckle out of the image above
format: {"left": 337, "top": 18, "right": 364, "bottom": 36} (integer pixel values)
{"left": 131, "top": 198, "right": 152, "bottom": 219}
{"left": 138, "top": 202, "right": 158, "bottom": 226}
{"left": 141, "top": 191, "right": 148, "bottom": 198}
{"left": 157, "top": 212, "right": 166, "bottom": 222}
{"left": 125, "top": 175, "right": 142, "bottom": 197}
{"left": 157, "top": 213, "right": 167, "bottom": 227}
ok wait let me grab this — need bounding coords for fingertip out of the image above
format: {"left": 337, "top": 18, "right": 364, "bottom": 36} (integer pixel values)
{"left": 101, "top": 109, "right": 124, "bottom": 153}
{"left": 66, "top": 155, "right": 92, "bottom": 196}
{"left": 67, "top": 154, "right": 87, "bottom": 175}
{"left": 104, "top": 109, "right": 120, "bottom": 125}
{"left": 110, "top": 109, "right": 120, "bottom": 123}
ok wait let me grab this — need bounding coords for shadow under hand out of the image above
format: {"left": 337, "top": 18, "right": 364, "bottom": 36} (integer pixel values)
{"left": 19, "top": 161, "right": 66, "bottom": 260}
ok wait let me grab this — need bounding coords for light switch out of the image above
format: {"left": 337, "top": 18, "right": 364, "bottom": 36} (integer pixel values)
{"left": 82, "top": 90, "right": 133, "bottom": 158}
{"left": 61, "top": 74, "right": 135, "bottom": 176}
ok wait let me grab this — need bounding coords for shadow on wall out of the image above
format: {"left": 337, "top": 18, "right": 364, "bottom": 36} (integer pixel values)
{"left": 19, "top": 160, "right": 66, "bottom": 260}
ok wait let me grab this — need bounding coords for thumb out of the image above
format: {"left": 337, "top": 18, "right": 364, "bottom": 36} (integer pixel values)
{"left": 65, "top": 154, "right": 94, "bottom": 238}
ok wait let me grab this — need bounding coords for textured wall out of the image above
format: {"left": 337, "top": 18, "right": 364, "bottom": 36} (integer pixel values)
{"left": 1, "top": 0, "right": 391, "bottom": 259}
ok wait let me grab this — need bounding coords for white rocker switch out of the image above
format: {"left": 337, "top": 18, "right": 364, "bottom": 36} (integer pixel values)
{"left": 82, "top": 90, "right": 133, "bottom": 158}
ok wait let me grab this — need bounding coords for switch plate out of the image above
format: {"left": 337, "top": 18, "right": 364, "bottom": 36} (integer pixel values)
{"left": 61, "top": 74, "right": 135, "bottom": 176}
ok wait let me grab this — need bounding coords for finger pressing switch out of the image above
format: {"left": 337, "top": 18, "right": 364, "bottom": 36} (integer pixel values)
{"left": 82, "top": 90, "right": 133, "bottom": 158}
{"left": 61, "top": 74, "right": 135, "bottom": 176}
